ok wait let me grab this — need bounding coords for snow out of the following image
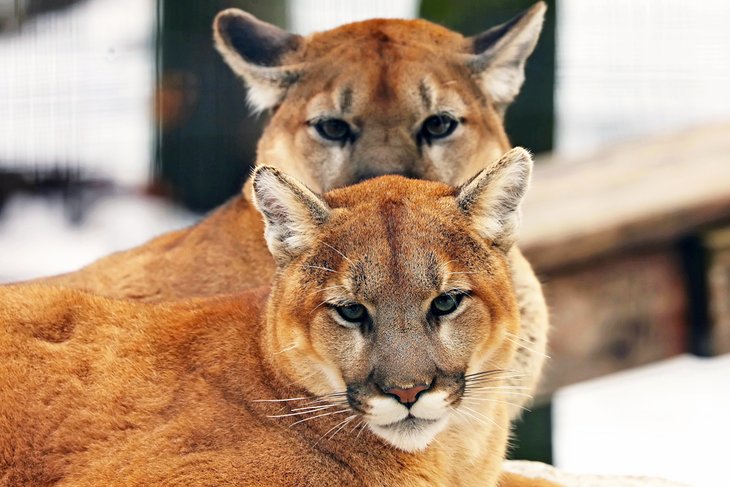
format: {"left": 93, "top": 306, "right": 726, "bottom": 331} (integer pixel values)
{"left": 554, "top": 354, "right": 730, "bottom": 487}
{"left": 0, "top": 0, "right": 155, "bottom": 186}
{"left": 0, "top": 193, "right": 197, "bottom": 283}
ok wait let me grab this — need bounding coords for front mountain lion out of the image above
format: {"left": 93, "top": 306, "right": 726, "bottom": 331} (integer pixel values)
{"left": 39, "top": 4, "right": 549, "bottom": 416}
{"left": 1, "top": 150, "right": 556, "bottom": 486}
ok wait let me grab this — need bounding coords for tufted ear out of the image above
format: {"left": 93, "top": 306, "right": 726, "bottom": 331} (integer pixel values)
{"left": 252, "top": 166, "right": 331, "bottom": 266}
{"left": 466, "top": 2, "right": 546, "bottom": 115}
{"left": 456, "top": 147, "right": 533, "bottom": 250}
{"left": 213, "top": 9, "right": 304, "bottom": 113}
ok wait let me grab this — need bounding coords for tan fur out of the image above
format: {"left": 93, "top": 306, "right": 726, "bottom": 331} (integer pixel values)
{"left": 35, "top": 5, "right": 549, "bottom": 418}
{"left": 1, "top": 173, "right": 557, "bottom": 486}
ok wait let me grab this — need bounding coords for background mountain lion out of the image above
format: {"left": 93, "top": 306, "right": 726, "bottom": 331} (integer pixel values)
{"left": 36, "top": 4, "right": 549, "bottom": 417}
{"left": 1, "top": 150, "right": 556, "bottom": 486}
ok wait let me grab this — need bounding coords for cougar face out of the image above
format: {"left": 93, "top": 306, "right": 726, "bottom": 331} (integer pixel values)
{"left": 253, "top": 148, "right": 533, "bottom": 451}
{"left": 214, "top": 5, "right": 546, "bottom": 191}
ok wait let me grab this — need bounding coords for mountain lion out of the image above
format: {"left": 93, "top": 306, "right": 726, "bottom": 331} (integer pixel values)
{"left": 1, "top": 149, "right": 556, "bottom": 486}
{"left": 37, "top": 4, "right": 549, "bottom": 417}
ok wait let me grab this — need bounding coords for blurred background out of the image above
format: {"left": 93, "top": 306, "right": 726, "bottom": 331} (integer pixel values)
{"left": 1, "top": 1, "right": 729, "bottom": 485}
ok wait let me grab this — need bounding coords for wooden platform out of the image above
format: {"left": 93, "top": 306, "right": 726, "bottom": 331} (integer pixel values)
{"left": 516, "top": 123, "right": 730, "bottom": 394}
{"left": 521, "top": 123, "right": 730, "bottom": 273}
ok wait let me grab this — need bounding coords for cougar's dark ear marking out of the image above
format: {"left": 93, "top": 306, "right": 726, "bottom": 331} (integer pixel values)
{"left": 252, "top": 166, "right": 330, "bottom": 266}
{"left": 456, "top": 147, "right": 533, "bottom": 250}
{"left": 213, "top": 9, "right": 304, "bottom": 112}
{"left": 466, "top": 2, "right": 546, "bottom": 115}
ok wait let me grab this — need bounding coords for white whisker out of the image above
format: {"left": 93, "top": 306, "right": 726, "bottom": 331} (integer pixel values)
{"left": 290, "top": 408, "right": 350, "bottom": 427}
{"left": 461, "top": 406, "right": 505, "bottom": 433}
{"left": 465, "top": 374, "right": 526, "bottom": 383}
{"left": 274, "top": 342, "right": 298, "bottom": 355}
{"left": 350, "top": 420, "right": 364, "bottom": 433}
{"left": 312, "top": 285, "right": 347, "bottom": 295}
{"left": 465, "top": 375, "right": 507, "bottom": 381}
{"left": 286, "top": 369, "right": 319, "bottom": 388}
{"left": 504, "top": 335, "right": 550, "bottom": 358}
{"left": 293, "top": 395, "right": 347, "bottom": 405}
{"left": 290, "top": 403, "right": 342, "bottom": 413}
{"left": 464, "top": 385, "right": 530, "bottom": 391}
{"left": 439, "top": 259, "right": 458, "bottom": 278}
{"left": 321, "top": 242, "right": 354, "bottom": 265}
{"left": 505, "top": 332, "right": 535, "bottom": 343}
{"left": 323, "top": 415, "right": 357, "bottom": 443}
{"left": 453, "top": 406, "right": 490, "bottom": 429}
{"left": 465, "top": 368, "right": 521, "bottom": 376}
{"left": 268, "top": 406, "right": 333, "bottom": 418}
{"left": 254, "top": 396, "right": 310, "bottom": 403}
{"left": 310, "top": 300, "right": 331, "bottom": 314}
{"left": 314, "top": 415, "right": 353, "bottom": 446}
{"left": 255, "top": 390, "right": 347, "bottom": 405}
{"left": 355, "top": 421, "right": 368, "bottom": 440}
{"left": 299, "top": 396, "right": 347, "bottom": 408}
{"left": 463, "top": 391, "right": 533, "bottom": 400}
{"left": 313, "top": 414, "right": 355, "bottom": 446}
{"left": 303, "top": 265, "right": 339, "bottom": 273}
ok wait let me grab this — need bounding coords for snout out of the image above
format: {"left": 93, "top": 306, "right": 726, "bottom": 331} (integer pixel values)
{"left": 351, "top": 144, "right": 420, "bottom": 182}
{"left": 354, "top": 167, "right": 418, "bottom": 183}
{"left": 345, "top": 373, "right": 466, "bottom": 451}
{"left": 350, "top": 376, "right": 459, "bottom": 425}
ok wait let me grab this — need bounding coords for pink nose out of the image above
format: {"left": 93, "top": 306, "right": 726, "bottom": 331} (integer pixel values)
{"left": 384, "top": 384, "right": 430, "bottom": 405}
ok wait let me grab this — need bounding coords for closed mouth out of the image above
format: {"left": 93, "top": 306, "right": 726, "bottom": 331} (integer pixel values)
{"left": 380, "top": 415, "right": 439, "bottom": 430}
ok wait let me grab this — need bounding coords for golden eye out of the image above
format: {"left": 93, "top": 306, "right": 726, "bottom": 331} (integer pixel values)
{"left": 421, "top": 114, "right": 458, "bottom": 141}
{"left": 335, "top": 303, "right": 367, "bottom": 324}
{"left": 313, "top": 118, "right": 352, "bottom": 142}
{"left": 430, "top": 293, "right": 463, "bottom": 316}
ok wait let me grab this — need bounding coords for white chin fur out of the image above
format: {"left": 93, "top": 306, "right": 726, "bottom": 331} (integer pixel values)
{"left": 365, "top": 391, "right": 452, "bottom": 452}
{"left": 369, "top": 416, "right": 450, "bottom": 452}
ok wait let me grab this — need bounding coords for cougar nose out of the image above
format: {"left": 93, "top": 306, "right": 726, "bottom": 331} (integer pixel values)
{"left": 384, "top": 384, "right": 431, "bottom": 407}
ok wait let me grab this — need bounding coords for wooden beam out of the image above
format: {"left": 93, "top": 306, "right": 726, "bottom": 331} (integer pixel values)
{"left": 520, "top": 123, "right": 730, "bottom": 273}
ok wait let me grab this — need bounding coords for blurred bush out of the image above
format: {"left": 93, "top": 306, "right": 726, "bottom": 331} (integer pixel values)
{"left": 420, "top": 0, "right": 555, "bottom": 155}
{"left": 154, "top": 0, "right": 286, "bottom": 212}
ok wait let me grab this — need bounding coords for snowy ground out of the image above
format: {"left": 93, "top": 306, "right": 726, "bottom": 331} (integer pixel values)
{"left": 0, "top": 193, "right": 197, "bottom": 283}
{"left": 555, "top": 354, "right": 730, "bottom": 487}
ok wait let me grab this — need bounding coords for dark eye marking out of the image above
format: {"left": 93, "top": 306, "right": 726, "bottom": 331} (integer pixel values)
{"left": 333, "top": 303, "right": 368, "bottom": 328}
{"left": 311, "top": 118, "right": 353, "bottom": 144}
{"left": 419, "top": 113, "right": 459, "bottom": 144}
{"left": 430, "top": 292, "right": 467, "bottom": 317}
{"left": 339, "top": 87, "right": 354, "bottom": 114}
{"left": 418, "top": 80, "right": 433, "bottom": 111}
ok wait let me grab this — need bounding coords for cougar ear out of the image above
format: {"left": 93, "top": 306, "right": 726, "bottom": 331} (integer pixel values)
{"left": 213, "top": 9, "right": 304, "bottom": 113}
{"left": 252, "top": 166, "right": 331, "bottom": 266}
{"left": 456, "top": 147, "right": 533, "bottom": 250}
{"left": 466, "top": 2, "right": 546, "bottom": 115}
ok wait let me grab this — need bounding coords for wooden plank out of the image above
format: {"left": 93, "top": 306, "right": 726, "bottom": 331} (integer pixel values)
{"left": 519, "top": 123, "right": 730, "bottom": 273}
{"left": 707, "top": 227, "right": 730, "bottom": 354}
{"left": 537, "top": 248, "right": 688, "bottom": 396}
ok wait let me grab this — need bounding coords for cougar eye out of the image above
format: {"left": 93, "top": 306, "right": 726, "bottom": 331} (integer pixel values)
{"left": 421, "top": 114, "right": 458, "bottom": 141}
{"left": 313, "top": 118, "right": 352, "bottom": 143}
{"left": 430, "top": 293, "right": 464, "bottom": 316}
{"left": 335, "top": 303, "right": 367, "bottom": 325}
